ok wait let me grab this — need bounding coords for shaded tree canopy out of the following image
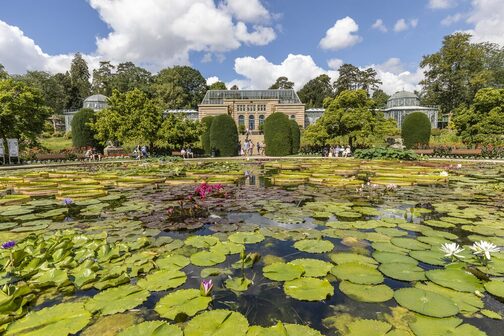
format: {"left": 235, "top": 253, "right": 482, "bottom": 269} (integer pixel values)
{"left": 68, "top": 53, "right": 91, "bottom": 109}
{"left": 269, "top": 76, "right": 294, "bottom": 90}
{"left": 156, "top": 114, "right": 203, "bottom": 150}
{"left": 372, "top": 89, "right": 390, "bottom": 109}
{"left": 14, "top": 71, "right": 67, "bottom": 114}
{"left": 334, "top": 64, "right": 382, "bottom": 96}
{"left": 153, "top": 66, "right": 207, "bottom": 109}
{"left": 209, "top": 81, "right": 227, "bottom": 90}
{"left": 297, "top": 74, "right": 334, "bottom": 109}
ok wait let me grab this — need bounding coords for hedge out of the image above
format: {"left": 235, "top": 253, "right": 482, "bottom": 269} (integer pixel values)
{"left": 289, "top": 119, "right": 300, "bottom": 154}
{"left": 200, "top": 116, "right": 214, "bottom": 155}
{"left": 401, "top": 112, "right": 431, "bottom": 149}
{"left": 209, "top": 114, "right": 238, "bottom": 157}
{"left": 71, "top": 108, "right": 99, "bottom": 148}
{"left": 264, "top": 112, "right": 292, "bottom": 156}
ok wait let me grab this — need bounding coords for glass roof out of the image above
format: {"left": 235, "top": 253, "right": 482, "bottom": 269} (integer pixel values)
{"left": 201, "top": 89, "right": 302, "bottom": 105}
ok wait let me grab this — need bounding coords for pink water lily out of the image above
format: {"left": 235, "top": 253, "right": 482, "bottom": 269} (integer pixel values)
{"left": 200, "top": 279, "right": 213, "bottom": 296}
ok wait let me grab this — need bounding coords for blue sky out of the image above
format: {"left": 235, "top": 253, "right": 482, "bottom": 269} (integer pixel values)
{"left": 0, "top": 0, "right": 502, "bottom": 93}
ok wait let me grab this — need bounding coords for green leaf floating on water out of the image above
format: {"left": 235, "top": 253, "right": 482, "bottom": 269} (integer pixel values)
{"left": 330, "top": 253, "right": 378, "bottom": 265}
{"left": 117, "top": 321, "right": 183, "bottom": 336}
{"left": 225, "top": 277, "right": 252, "bottom": 291}
{"left": 415, "top": 282, "right": 483, "bottom": 314}
{"left": 85, "top": 284, "right": 150, "bottom": 315}
{"left": 425, "top": 269, "right": 484, "bottom": 293}
{"left": 190, "top": 250, "right": 227, "bottom": 267}
{"left": 185, "top": 235, "right": 219, "bottom": 248}
{"left": 390, "top": 238, "right": 430, "bottom": 251}
{"left": 155, "top": 289, "right": 212, "bottom": 320}
{"left": 137, "top": 269, "right": 186, "bottom": 291}
{"left": 409, "top": 316, "right": 487, "bottom": 336}
{"left": 228, "top": 231, "right": 265, "bottom": 244}
{"left": 346, "top": 319, "right": 392, "bottom": 336}
{"left": 263, "top": 262, "right": 304, "bottom": 281}
{"left": 184, "top": 309, "right": 249, "bottom": 336}
{"left": 331, "top": 262, "right": 384, "bottom": 285}
{"left": 288, "top": 259, "right": 333, "bottom": 277}
{"left": 5, "top": 302, "right": 92, "bottom": 336}
{"left": 247, "top": 322, "right": 323, "bottom": 336}
{"left": 372, "top": 252, "right": 417, "bottom": 264}
{"left": 339, "top": 281, "right": 393, "bottom": 303}
{"left": 485, "top": 280, "right": 504, "bottom": 299}
{"left": 284, "top": 277, "right": 334, "bottom": 301}
{"left": 409, "top": 250, "right": 447, "bottom": 266}
{"left": 394, "top": 288, "right": 459, "bottom": 318}
{"left": 379, "top": 263, "right": 426, "bottom": 282}
{"left": 293, "top": 239, "right": 334, "bottom": 253}
{"left": 155, "top": 254, "right": 190, "bottom": 270}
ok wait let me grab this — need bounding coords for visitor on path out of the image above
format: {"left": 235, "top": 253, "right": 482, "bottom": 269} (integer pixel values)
{"left": 343, "top": 146, "right": 352, "bottom": 157}
{"left": 133, "top": 145, "right": 141, "bottom": 160}
{"left": 257, "top": 142, "right": 261, "bottom": 155}
{"left": 141, "top": 146, "right": 148, "bottom": 158}
{"left": 186, "top": 148, "right": 194, "bottom": 158}
{"left": 92, "top": 147, "right": 102, "bottom": 161}
{"left": 180, "top": 148, "right": 186, "bottom": 159}
{"left": 334, "top": 145, "right": 340, "bottom": 157}
{"left": 243, "top": 140, "right": 250, "bottom": 156}
{"left": 85, "top": 147, "right": 93, "bottom": 161}
{"left": 248, "top": 140, "right": 254, "bottom": 156}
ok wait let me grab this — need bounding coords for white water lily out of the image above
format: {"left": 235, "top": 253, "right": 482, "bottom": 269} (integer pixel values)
{"left": 440, "top": 243, "right": 465, "bottom": 259}
{"left": 440, "top": 171, "right": 449, "bottom": 177}
{"left": 470, "top": 241, "right": 500, "bottom": 260}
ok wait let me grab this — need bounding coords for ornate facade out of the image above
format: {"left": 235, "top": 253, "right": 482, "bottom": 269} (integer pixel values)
{"left": 381, "top": 91, "right": 438, "bottom": 128}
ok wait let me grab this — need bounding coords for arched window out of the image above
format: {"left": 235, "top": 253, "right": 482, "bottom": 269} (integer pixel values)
{"left": 238, "top": 115, "right": 245, "bottom": 126}
{"left": 249, "top": 115, "right": 255, "bottom": 130}
{"left": 259, "top": 115, "right": 265, "bottom": 126}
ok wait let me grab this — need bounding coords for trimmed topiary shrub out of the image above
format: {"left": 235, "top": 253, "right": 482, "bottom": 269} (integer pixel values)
{"left": 289, "top": 119, "right": 300, "bottom": 154}
{"left": 401, "top": 112, "right": 431, "bottom": 149}
{"left": 264, "top": 112, "right": 292, "bottom": 156}
{"left": 71, "top": 108, "right": 99, "bottom": 148}
{"left": 200, "top": 116, "right": 214, "bottom": 155}
{"left": 209, "top": 114, "right": 238, "bottom": 157}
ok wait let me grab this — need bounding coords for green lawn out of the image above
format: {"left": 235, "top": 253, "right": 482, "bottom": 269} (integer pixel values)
{"left": 40, "top": 137, "right": 73, "bottom": 152}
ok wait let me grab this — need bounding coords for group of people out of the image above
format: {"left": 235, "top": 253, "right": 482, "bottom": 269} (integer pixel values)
{"left": 240, "top": 139, "right": 265, "bottom": 156}
{"left": 84, "top": 147, "right": 102, "bottom": 161}
{"left": 180, "top": 148, "right": 194, "bottom": 159}
{"left": 323, "top": 145, "right": 352, "bottom": 157}
{"left": 133, "top": 145, "right": 149, "bottom": 159}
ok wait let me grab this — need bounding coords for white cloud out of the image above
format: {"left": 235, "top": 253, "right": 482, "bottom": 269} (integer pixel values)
{"left": 372, "top": 19, "right": 388, "bottom": 32}
{"left": 206, "top": 76, "right": 220, "bottom": 85}
{"left": 222, "top": 0, "right": 271, "bottom": 23}
{"left": 394, "top": 18, "right": 419, "bottom": 32}
{"left": 234, "top": 22, "right": 276, "bottom": 46}
{"left": 319, "top": 17, "right": 362, "bottom": 50}
{"left": 441, "top": 13, "right": 464, "bottom": 26}
{"left": 231, "top": 54, "right": 339, "bottom": 90}
{"left": 428, "top": 0, "right": 457, "bottom": 9}
{"left": 368, "top": 58, "right": 424, "bottom": 94}
{"left": 465, "top": 0, "right": 504, "bottom": 45}
{"left": 328, "top": 58, "right": 344, "bottom": 70}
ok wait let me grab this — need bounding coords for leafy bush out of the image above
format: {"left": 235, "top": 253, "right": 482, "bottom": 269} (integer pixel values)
{"left": 401, "top": 112, "right": 431, "bottom": 149}
{"left": 71, "top": 108, "right": 98, "bottom": 148}
{"left": 200, "top": 116, "right": 214, "bottom": 155}
{"left": 290, "top": 119, "right": 301, "bottom": 154}
{"left": 354, "top": 148, "right": 420, "bottom": 161}
{"left": 209, "top": 114, "right": 238, "bottom": 157}
{"left": 264, "top": 113, "right": 292, "bottom": 156}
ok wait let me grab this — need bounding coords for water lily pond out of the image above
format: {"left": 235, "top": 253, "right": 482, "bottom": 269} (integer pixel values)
{"left": 0, "top": 159, "right": 503, "bottom": 336}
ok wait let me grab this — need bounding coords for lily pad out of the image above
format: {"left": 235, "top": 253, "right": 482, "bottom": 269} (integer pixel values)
{"left": 247, "top": 322, "right": 323, "bottom": 336}
{"left": 263, "top": 263, "right": 304, "bottom": 281}
{"left": 409, "top": 250, "right": 446, "bottom": 266}
{"left": 425, "top": 269, "right": 484, "bottom": 293}
{"left": 330, "top": 253, "right": 378, "bottom": 266}
{"left": 372, "top": 252, "right": 417, "bottom": 265}
{"left": 391, "top": 238, "right": 430, "bottom": 251}
{"left": 155, "top": 289, "right": 212, "bottom": 320}
{"left": 339, "top": 281, "right": 394, "bottom": 303}
{"left": 190, "top": 250, "right": 226, "bottom": 267}
{"left": 137, "top": 269, "right": 186, "bottom": 291}
{"left": 284, "top": 277, "right": 334, "bottom": 301}
{"left": 288, "top": 259, "right": 333, "bottom": 277}
{"left": 485, "top": 280, "right": 504, "bottom": 299}
{"left": 409, "top": 316, "right": 486, "bottom": 336}
{"left": 156, "top": 254, "right": 190, "bottom": 270}
{"left": 184, "top": 309, "right": 249, "bottom": 336}
{"left": 117, "top": 321, "right": 183, "bottom": 336}
{"left": 347, "top": 319, "right": 392, "bottom": 336}
{"left": 85, "top": 285, "right": 150, "bottom": 315}
{"left": 331, "top": 262, "right": 384, "bottom": 285}
{"left": 293, "top": 239, "right": 334, "bottom": 253}
{"left": 394, "top": 287, "right": 459, "bottom": 318}
{"left": 379, "top": 263, "right": 426, "bottom": 281}
{"left": 225, "top": 277, "right": 252, "bottom": 292}
{"left": 228, "top": 231, "right": 265, "bottom": 244}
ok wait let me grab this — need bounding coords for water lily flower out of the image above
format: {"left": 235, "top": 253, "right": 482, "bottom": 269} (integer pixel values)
{"left": 440, "top": 171, "right": 449, "bottom": 177}
{"left": 63, "top": 198, "right": 74, "bottom": 206}
{"left": 200, "top": 279, "right": 213, "bottom": 296}
{"left": 470, "top": 241, "right": 500, "bottom": 260}
{"left": 1, "top": 241, "right": 16, "bottom": 249}
{"left": 456, "top": 164, "right": 462, "bottom": 169}
{"left": 440, "top": 243, "right": 465, "bottom": 260}
{"left": 386, "top": 184, "right": 398, "bottom": 191}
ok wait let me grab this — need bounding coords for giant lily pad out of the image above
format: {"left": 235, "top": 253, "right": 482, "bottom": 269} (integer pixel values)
{"left": 415, "top": 282, "right": 483, "bottom": 314}
{"left": 263, "top": 263, "right": 304, "bottom": 281}
{"left": 190, "top": 250, "right": 226, "bottom": 267}
{"left": 379, "top": 263, "right": 426, "bottom": 281}
{"left": 5, "top": 302, "right": 92, "bottom": 336}
{"left": 330, "top": 253, "right": 378, "bottom": 266}
{"left": 117, "top": 321, "right": 183, "bottom": 336}
{"left": 185, "top": 236, "right": 219, "bottom": 248}
{"left": 339, "top": 281, "right": 393, "bottom": 303}
{"left": 228, "top": 231, "right": 265, "bottom": 244}
{"left": 394, "top": 288, "right": 459, "bottom": 318}
{"left": 391, "top": 238, "right": 430, "bottom": 251}
{"left": 485, "top": 280, "right": 504, "bottom": 299}
{"left": 155, "top": 289, "right": 212, "bottom": 320}
{"left": 293, "top": 239, "right": 334, "bottom": 253}
{"left": 409, "top": 316, "right": 487, "bottom": 336}
{"left": 288, "top": 259, "right": 333, "bottom": 277}
{"left": 372, "top": 252, "right": 417, "bottom": 265}
{"left": 425, "top": 269, "right": 484, "bottom": 293}
{"left": 85, "top": 285, "right": 150, "bottom": 315}
{"left": 247, "top": 322, "right": 323, "bottom": 336}
{"left": 137, "top": 269, "right": 186, "bottom": 291}
{"left": 284, "top": 277, "right": 333, "bottom": 301}
{"left": 184, "top": 310, "right": 248, "bottom": 336}
{"left": 346, "top": 319, "right": 392, "bottom": 336}
{"left": 331, "top": 262, "right": 384, "bottom": 285}
{"left": 409, "top": 250, "right": 446, "bottom": 266}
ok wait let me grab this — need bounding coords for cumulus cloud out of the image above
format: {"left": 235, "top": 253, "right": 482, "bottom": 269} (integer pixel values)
{"left": 319, "top": 17, "right": 362, "bottom": 50}
{"left": 428, "top": 0, "right": 457, "bottom": 9}
{"left": 206, "top": 76, "right": 220, "bottom": 85}
{"left": 465, "top": 0, "right": 504, "bottom": 45}
{"left": 441, "top": 13, "right": 464, "bottom": 26}
{"left": 369, "top": 58, "right": 424, "bottom": 94}
{"left": 222, "top": 0, "right": 271, "bottom": 23}
{"left": 327, "top": 58, "right": 344, "bottom": 70}
{"left": 394, "top": 18, "right": 419, "bottom": 32}
{"left": 372, "top": 19, "right": 388, "bottom": 32}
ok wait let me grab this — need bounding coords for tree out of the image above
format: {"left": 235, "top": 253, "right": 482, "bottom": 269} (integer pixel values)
{"left": 154, "top": 66, "right": 207, "bottom": 109}
{"left": 452, "top": 88, "right": 504, "bottom": 146}
{"left": 264, "top": 113, "right": 292, "bottom": 156}
{"left": 209, "top": 114, "right": 238, "bottom": 156}
{"left": 297, "top": 74, "right": 334, "bottom": 109}
{"left": 71, "top": 108, "right": 99, "bottom": 148}
{"left": 302, "top": 90, "right": 396, "bottom": 149}
{"left": 14, "top": 71, "right": 67, "bottom": 114}
{"left": 156, "top": 114, "right": 203, "bottom": 151}
{"left": 420, "top": 33, "right": 497, "bottom": 115}
{"left": 69, "top": 53, "right": 91, "bottom": 109}
{"left": 209, "top": 81, "right": 227, "bottom": 90}
{"left": 269, "top": 76, "right": 294, "bottom": 90}
{"left": 0, "top": 79, "right": 51, "bottom": 154}
{"left": 372, "top": 89, "right": 390, "bottom": 108}
{"left": 92, "top": 61, "right": 115, "bottom": 96}
{"left": 230, "top": 85, "right": 239, "bottom": 90}
{"left": 290, "top": 119, "right": 301, "bottom": 154}
{"left": 359, "top": 68, "right": 382, "bottom": 94}
{"left": 0, "top": 64, "right": 7, "bottom": 80}
{"left": 401, "top": 112, "right": 432, "bottom": 149}
{"left": 110, "top": 62, "right": 153, "bottom": 95}
{"left": 200, "top": 116, "right": 214, "bottom": 155}
{"left": 334, "top": 64, "right": 382, "bottom": 96}
{"left": 92, "top": 89, "right": 162, "bottom": 149}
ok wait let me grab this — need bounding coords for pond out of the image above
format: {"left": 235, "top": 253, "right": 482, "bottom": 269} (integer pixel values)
{"left": 0, "top": 159, "right": 503, "bottom": 336}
